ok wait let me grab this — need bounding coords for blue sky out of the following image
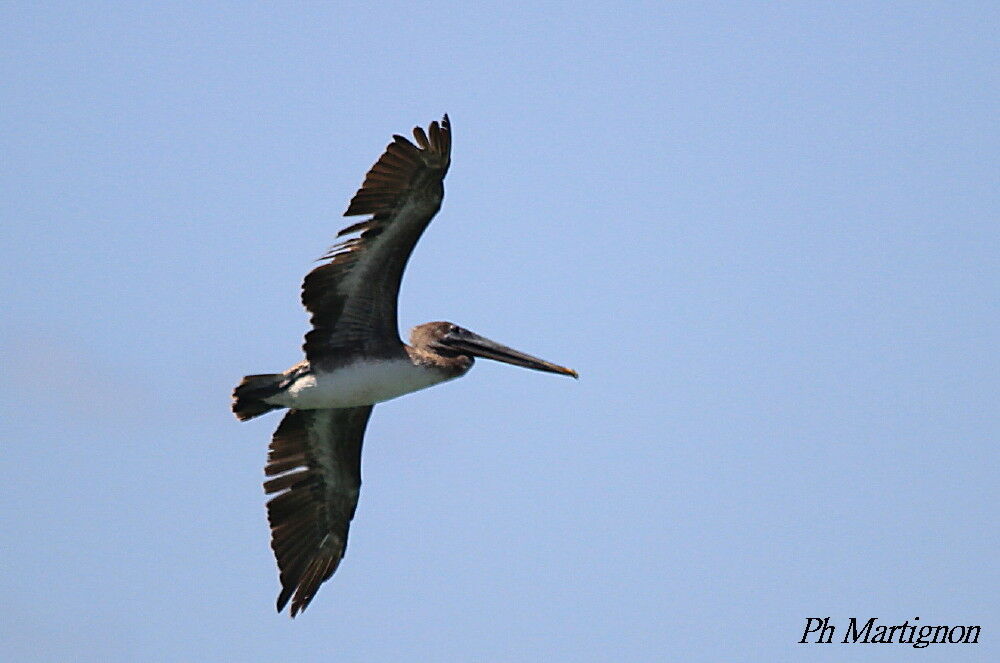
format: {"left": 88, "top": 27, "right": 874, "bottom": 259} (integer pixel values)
{"left": 1, "top": 2, "right": 996, "bottom": 661}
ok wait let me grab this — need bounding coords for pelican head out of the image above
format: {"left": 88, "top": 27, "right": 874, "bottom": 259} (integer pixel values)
{"left": 410, "top": 321, "right": 578, "bottom": 378}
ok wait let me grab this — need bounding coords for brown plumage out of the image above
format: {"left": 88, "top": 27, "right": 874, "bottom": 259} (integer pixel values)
{"left": 254, "top": 117, "right": 453, "bottom": 616}
{"left": 264, "top": 407, "right": 373, "bottom": 617}
{"left": 232, "top": 116, "right": 576, "bottom": 617}
{"left": 302, "top": 116, "right": 451, "bottom": 361}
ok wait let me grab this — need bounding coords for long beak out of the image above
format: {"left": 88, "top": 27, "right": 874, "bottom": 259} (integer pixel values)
{"left": 445, "top": 330, "right": 578, "bottom": 378}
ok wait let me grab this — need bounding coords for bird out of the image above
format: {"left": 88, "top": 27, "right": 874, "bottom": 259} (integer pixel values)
{"left": 232, "top": 115, "right": 577, "bottom": 617}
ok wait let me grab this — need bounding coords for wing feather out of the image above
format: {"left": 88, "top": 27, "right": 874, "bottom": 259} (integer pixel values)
{"left": 301, "top": 115, "right": 452, "bottom": 360}
{"left": 264, "top": 406, "right": 374, "bottom": 617}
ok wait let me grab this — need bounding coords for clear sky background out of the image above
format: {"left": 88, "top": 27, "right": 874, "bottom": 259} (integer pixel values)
{"left": 1, "top": 2, "right": 996, "bottom": 661}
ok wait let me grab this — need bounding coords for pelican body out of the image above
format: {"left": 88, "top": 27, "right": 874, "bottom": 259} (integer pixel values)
{"left": 232, "top": 116, "right": 576, "bottom": 617}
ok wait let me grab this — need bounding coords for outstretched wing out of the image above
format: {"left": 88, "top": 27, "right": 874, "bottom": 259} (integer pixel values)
{"left": 302, "top": 115, "right": 452, "bottom": 360}
{"left": 264, "top": 406, "right": 374, "bottom": 617}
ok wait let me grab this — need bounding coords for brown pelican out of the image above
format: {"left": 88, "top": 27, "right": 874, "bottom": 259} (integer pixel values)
{"left": 232, "top": 115, "right": 577, "bottom": 616}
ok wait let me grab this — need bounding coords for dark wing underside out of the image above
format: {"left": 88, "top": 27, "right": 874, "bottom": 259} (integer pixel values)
{"left": 302, "top": 116, "right": 452, "bottom": 360}
{"left": 264, "top": 406, "right": 374, "bottom": 616}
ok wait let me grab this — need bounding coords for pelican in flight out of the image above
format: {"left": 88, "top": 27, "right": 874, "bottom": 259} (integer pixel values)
{"left": 232, "top": 116, "right": 577, "bottom": 616}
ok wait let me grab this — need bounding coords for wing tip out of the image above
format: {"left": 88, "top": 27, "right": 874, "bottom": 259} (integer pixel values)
{"left": 276, "top": 587, "right": 293, "bottom": 614}
{"left": 339, "top": 115, "right": 450, "bottom": 219}
{"left": 276, "top": 550, "right": 341, "bottom": 617}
